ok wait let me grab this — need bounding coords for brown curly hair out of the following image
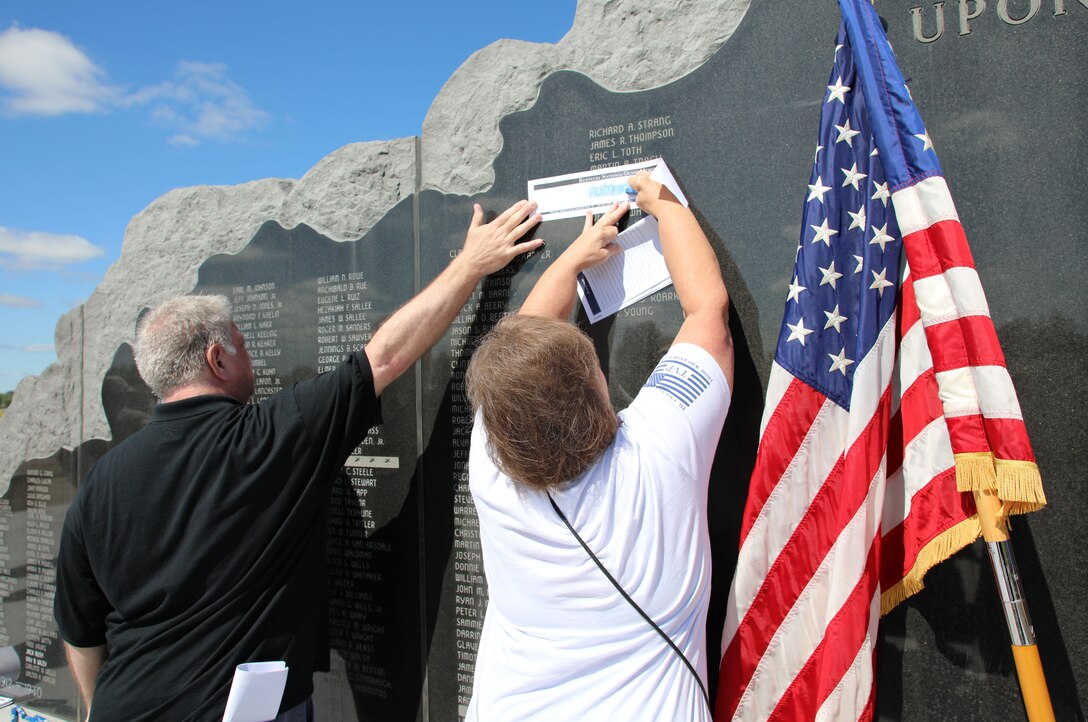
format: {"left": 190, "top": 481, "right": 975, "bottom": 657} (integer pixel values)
{"left": 466, "top": 315, "right": 618, "bottom": 491}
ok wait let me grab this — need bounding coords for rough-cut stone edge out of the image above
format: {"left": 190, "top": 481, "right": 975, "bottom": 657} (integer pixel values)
{"left": 421, "top": 0, "right": 749, "bottom": 193}
{"left": 0, "top": 0, "right": 751, "bottom": 489}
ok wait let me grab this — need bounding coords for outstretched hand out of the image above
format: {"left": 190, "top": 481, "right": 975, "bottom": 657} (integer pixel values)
{"left": 560, "top": 201, "right": 629, "bottom": 272}
{"left": 460, "top": 200, "right": 544, "bottom": 277}
{"left": 628, "top": 171, "right": 681, "bottom": 216}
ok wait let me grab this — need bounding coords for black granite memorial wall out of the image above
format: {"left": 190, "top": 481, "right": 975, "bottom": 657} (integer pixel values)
{"left": 4, "top": 1, "right": 1084, "bottom": 719}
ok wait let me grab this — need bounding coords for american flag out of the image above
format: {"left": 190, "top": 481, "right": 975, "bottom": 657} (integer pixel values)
{"left": 715, "top": 1, "right": 1046, "bottom": 719}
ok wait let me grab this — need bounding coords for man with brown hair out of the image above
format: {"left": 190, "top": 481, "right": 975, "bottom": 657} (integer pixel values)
{"left": 464, "top": 172, "right": 734, "bottom": 721}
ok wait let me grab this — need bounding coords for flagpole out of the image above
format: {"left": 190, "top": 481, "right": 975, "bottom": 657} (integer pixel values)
{"left": 972, "top": 488, "right": 1055, "bottom": 721}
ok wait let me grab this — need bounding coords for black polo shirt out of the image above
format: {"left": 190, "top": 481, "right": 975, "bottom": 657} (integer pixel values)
{"left": 55, "top": 350, "right": 381, "bottom": 721}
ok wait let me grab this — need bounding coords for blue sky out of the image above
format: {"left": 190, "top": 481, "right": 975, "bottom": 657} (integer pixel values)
{"left": 0, "top": 1, "right": 576, "bottom": 390}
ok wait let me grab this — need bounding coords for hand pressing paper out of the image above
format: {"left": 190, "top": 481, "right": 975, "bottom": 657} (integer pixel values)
{"left": 223, "top": 661, "right": 288, "bottom": 722}
{"left": 528, "top": 158, "right": 689, "bottom": 323}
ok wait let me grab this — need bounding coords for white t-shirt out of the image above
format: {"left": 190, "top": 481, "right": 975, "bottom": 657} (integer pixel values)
{"left": 466, "top": 343, "right": 730, "bottom": 722}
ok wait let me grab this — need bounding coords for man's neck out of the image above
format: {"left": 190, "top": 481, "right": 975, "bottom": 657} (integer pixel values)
{"left": 161, "top": 382, "right": 236, "bottom": 404}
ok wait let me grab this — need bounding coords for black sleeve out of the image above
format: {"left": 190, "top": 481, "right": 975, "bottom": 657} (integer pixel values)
{"left": 54, "top": 493, "right": 112, "bottom": 647}
{"left": 288, "top": 349, "right": 383, "bottom": 463}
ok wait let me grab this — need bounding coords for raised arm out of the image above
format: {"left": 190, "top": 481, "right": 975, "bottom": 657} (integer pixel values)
{"left": 629, "top": 172, "right": 733, "bottom": 387}
{"left": 518, "top": 202, "right": 629, "bottom": 320}
{"left": 366, "top": 200, "right": 543, "bottom": 395}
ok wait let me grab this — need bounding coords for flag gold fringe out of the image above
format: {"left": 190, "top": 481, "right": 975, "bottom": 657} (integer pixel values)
{"left": 995, "top": 458, "right": 1047, "bottom": 516}
{"left": 880, "top": 516, "right": 982, "bottom": 616}
{"left": 882, "top": 452, "right": 1048, "bottom": 615}
{"left": 954, "top": 452, "right": 998, "bottom": 492}
{"left": 953, "top": 452, "right": 1046, "bottom": 515}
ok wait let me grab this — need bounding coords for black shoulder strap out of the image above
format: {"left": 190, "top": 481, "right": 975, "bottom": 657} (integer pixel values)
{"left": 547, "top": 493, "right": 711, "bottom": 709}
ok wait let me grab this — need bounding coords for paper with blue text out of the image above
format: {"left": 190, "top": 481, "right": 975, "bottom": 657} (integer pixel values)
{"left": 527, "top": 158, "right": 687, "bottom": 221}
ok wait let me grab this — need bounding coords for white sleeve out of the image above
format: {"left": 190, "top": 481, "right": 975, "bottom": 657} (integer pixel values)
{"left": 621, "top": 342, "right": 731, "bottom": 485}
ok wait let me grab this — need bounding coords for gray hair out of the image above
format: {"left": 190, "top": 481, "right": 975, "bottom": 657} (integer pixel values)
{"left": 134, "top": 295, "right": 236, "bottom": 399}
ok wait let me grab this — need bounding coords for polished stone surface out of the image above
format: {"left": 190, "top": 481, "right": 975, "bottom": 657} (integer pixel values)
{"left": 193, "top": 207, "right": 423, "bottom": 719}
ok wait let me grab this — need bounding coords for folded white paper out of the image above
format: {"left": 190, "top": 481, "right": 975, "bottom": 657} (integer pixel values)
{"left": 223, "top": 661, "right": 288, "bottom": 722}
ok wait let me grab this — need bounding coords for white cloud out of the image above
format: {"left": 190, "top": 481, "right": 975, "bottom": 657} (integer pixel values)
{"left": 168, "top": 133, "right": 200, "bottom": 147}
{"left": 0, "top": 25, "right": 118, "bottom": 116}
{"left": 0, "top": 25, "right": 269, "bottom": 144}
{"left": 132, "top": 61, "right": 271, "bottom": 145}
{"left": 0, "top": 226, "right": 105, "bottom": 269}
{"left": 0, "top": 293, "right": 43, "bottom": 308}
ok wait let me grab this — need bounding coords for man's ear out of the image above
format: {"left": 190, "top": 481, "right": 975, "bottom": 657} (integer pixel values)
{"left": 206, "top": 344, "right": 230, "bottom": 381}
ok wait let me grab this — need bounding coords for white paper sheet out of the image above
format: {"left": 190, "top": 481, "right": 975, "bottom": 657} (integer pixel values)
{"left": 528, "top": 158, "right": 688, "bottom": 323}
{"left": 527, "top": 158, "right": 687, "bottom": 221}
{"left": 575, "top": 215, "right": 675, "bottom": 323}
{"left": 223, "top": 660, "right": 288, "bottom": 722}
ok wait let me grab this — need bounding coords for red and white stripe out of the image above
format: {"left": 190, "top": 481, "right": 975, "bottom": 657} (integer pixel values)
{"left": 895, "top": 178, "right": 1034, "bottom": 471}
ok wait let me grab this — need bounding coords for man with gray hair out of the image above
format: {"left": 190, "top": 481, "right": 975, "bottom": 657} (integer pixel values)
{"left": 53, "top": 200, "right": 542, "bottom": 722}
{"left": 131, "top": 294, "right": 252, "bottom": 401}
